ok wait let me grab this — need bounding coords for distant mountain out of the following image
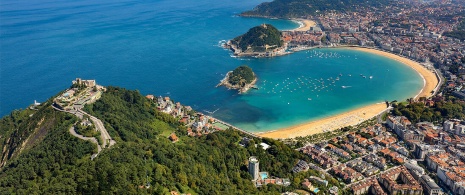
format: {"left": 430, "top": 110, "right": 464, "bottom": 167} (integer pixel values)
{"left": 231, "top": 24, "right": 283, "bottom": 52}
{"left": 241, "top": 0, "right": 390, "bottom": 18}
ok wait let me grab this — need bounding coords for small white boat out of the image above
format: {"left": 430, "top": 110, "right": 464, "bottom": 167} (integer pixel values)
{"left": 369, "top": 76, "right": 373, "bottom": 79}
{"left": 308, "top": 98, "right": 312, "bottom": 100}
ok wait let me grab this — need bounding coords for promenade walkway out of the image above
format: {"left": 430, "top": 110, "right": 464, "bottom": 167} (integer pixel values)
{"left": 212, "top": 117, "right": 261, "bottom": 138}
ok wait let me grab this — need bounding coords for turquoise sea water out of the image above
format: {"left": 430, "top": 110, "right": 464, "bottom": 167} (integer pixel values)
{"left": 0, "top": 0, "right": 423, "bottom": 132}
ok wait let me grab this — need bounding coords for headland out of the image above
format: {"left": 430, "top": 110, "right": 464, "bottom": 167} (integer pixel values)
{"left": 258, "top": 47, "right": 440, "bottom": 139}
{"left": 225, "top": 20, "right": 316, "bottom": 58}
{"left": 225, "top": 24, "right": 289, "bottom": 58}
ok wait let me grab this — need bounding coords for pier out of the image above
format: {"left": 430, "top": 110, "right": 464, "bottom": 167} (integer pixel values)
{"left": 210, "top": 117, "right": 261, "bottom": 138}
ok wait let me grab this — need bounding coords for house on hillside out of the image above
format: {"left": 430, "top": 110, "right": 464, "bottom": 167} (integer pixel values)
{"left": 169, "top": 133, "right": 179, "bottom": 143}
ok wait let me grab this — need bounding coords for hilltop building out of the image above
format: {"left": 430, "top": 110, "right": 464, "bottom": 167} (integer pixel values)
{"left": 53, "top": 78, "right": 105, "bottom": 110}
{"left": 73, "top": 78, "right": 96, "bottom": 88}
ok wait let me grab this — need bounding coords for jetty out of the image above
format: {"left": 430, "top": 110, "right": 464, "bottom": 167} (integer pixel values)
{"left": 211, "top": 116, "right": 261, "bottom": 138}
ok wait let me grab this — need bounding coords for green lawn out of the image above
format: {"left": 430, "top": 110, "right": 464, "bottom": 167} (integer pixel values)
{"left": 212, "top": 122, "right": 228, "bottom": 130}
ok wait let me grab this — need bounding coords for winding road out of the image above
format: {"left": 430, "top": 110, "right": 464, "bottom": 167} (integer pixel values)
{"left": 52, "top": 104, "right": 115, "bottom": 159}
{"left": 69, "top": 125, "right": 102, "bottom": 153}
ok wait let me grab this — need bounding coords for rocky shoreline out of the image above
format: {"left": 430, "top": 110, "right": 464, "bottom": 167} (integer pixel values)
{"left": 224, "top": 40, "right": 289, "bottom": 58}
{"left": 216, "top": 71, "right": 258, "bottom": 94}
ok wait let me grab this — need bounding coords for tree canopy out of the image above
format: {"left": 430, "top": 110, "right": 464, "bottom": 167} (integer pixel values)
{"left": 232, "top": 24, "right": 283, "bottom": 52}
{"left": 391, "top": 100, "right": 465, "bottom": 123}
{"left": 0, "top": 86, "right": 333, "bottom": 194}
{"left": 228, "top": 65, "right": 256, "bottom": 87}
{"left": 241, "top": 0, "right": 390, "bottom": 18}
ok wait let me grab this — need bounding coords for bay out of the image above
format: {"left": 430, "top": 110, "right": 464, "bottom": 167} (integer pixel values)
{"left": 0, "top": 0, "right": 422, "bottom": 132}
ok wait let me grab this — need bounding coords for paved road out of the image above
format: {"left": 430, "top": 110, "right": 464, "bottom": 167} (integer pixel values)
{"left": 52, "top": 104, "right": 115, "bottom": 158}
{"left": 69, "top": 126, "right": 102, "bottom": 153}
{"left": 78, "top": 110, "right": 115, "bottom": 148}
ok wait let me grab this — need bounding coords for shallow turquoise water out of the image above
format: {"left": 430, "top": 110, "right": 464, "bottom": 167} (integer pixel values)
{"left": 214, "top": 48, "right": 423, "bottom": 132}
{"left": 0, "top": 0, "right": 423, "bottom": 132}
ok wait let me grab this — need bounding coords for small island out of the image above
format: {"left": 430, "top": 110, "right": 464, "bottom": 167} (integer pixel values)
{"left": 217, "top": 65, "right": 258, "bottom": 94}
{"left": 225, "top": 24, "right": 287, "bottom": 57}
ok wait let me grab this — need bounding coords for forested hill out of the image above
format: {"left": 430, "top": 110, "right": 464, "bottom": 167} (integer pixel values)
{"left": 241, "top": 0, "right": 390, "bottom": 18}
{"left": 0, "top": 86, "right": 333, "bottom": 194}
{"left": 231, "top": 24, "right": 283, "bottom": 52}
{"left": 228, "top": 65, "right": 256, "bottom": 86}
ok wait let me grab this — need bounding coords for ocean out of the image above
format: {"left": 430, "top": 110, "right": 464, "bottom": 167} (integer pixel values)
{"left": 0, "top": 0, "right": 423, "bottom": 132}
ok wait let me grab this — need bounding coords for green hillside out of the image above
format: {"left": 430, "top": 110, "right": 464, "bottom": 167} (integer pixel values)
{"left": 0, "top": 86, "right": 337, "bottom": 194}
{"left": 231, "top": 24, "right": 283, "bottom": 52}
{"left": 228, "top": 65, "right": 256, "bottom": 87}
{"left": 242, "top": 0, "right": 390, "bottom": 18}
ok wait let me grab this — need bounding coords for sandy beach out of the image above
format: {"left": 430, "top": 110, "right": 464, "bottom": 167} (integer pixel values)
{"left": 258, "top": 103, "right": 389, "bottom": 138}
{"left": 293, "top": 19, "right": 316, "bottom": 31}
{"left": 258, "top": 47, "right": 439, "bottom": 139}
